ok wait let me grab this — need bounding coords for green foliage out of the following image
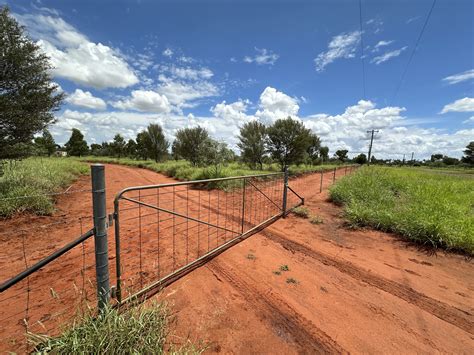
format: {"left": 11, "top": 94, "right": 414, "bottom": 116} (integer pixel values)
{"left": 334, "top": 149, "right": 348, "bottom": 162}
{"left": 353, "top": 153, "right": 367, "bottom": 164}
{"left": 141, "top": 123, "right": 169, "bottom": 162}
{"left": 237, "top": 121, "right": 267, "bottom": 170}
{"left": 172, "top": 126, "right": 211, "bottom": 166}
{"left": 34, "top": 129, "right": 56, "bottom": 157}
{"left": 292, "top": 206, "right": 310, "bottom": 218}
{"left": 110, "top": 134, "right": 126, "bottom": 159}
{"left": 319, "top": 146, "right": 329, "bottom": 163}
{"left": 0, "top": 158, "right": 88, "bottom": 217}
{"left": 0, "top": 6, "right": 64, "bottom": 160}
{"left": 309, "top": 215, "right": 324, "bottom": 224}
{"left": 306, "top": 133, "right": 322, "bottom": 164}
{"left": 279, "top": 265, "right": 290, "bottom": 271}
{"left": 462, "top": 141, "right": 474, "bottom": 165}
{"left": 29, "top": 302, "right": 202, "bottom": 354}
{"left": 329, "top": 166, "right": 474, "bottom": 254}
{"left": 286, "top": 277, "right": 298, "bottom": 284}
{"left": 65, "top": 129, "right": 88, "bottom": 157}
{"left": 266, "top": 117, "right": 313, "bottom": 171}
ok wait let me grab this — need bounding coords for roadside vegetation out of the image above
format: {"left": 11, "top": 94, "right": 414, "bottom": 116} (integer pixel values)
{"left": 29, "top": 302, "right": 202, "bottom": 354}
{"left": 330, "top": 166, "right": 474, "bottom": 255}
{"left": 0, "top": 158, "right": 88, "bottom": 218}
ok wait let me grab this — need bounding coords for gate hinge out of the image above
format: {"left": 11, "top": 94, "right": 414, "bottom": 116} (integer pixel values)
{"left": 108, "top": 213, "right": 114, "bottom": 227}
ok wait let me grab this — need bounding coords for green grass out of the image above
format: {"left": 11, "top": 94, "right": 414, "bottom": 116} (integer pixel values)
{"left": 279, "top": 264, "right": 290, "bottom": 271}
{"left": 0, "top": 158, "right": 88, "bottom": 218}
{"left": 309, "top": 215, "right": 324, "bottom": 225}
{"left": 29, "top": 302, "right": 202, "bottom": 354}
{"left": 292, "top": 206, "right": 310, "bottom": 218}
{"left": 329, "top": 166, "right": 474, "bottom": 255}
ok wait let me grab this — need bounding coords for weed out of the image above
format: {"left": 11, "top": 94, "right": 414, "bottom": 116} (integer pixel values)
{"left": 279, "top": 264, "right": 290, "bottom": 272}
{"left": 309, "top": 215, "right": 324, "bottom": 224}
{"left": 273, "top": 270, "right": 281, "bottom": 275}
{"left": 246, "top": 253, "right": 256, "bottom": 260}
{"left": 286, "top": 278, "right": 298, "bottom": 284}
{"left": 292, "top": 206, "right": 310, "bottom": 218}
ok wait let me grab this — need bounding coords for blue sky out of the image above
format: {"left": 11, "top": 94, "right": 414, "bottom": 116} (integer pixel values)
{"left": 5, "top": 0, "right": 474, "bottom": 159}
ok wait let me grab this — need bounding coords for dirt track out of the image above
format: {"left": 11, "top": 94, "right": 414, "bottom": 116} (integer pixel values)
{"left": 1, "top": 164, "right": 473, "bottom": 353}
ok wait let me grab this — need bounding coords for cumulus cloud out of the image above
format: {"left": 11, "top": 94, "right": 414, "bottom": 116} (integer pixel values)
{"left": 442, "top": 69, "right": 474, "bottom": 85}
{"left": 255, "top": 87, "right": 299, "bottom": 123}
{"left": 66, "top": 89, "right": 106, "bottom": 110}
{"left": 315, "top": 31, "right": 361, "bottom": 72}
{"left": 169, "top": 66, "right": 214, "bottom": 80}
{"left": 243, "top": 48, "right": 279, "bottom": 65}
{"left": 16, "top": 12, "right": 139, "bottom": 90}
{"left": 111, "top": 90, "right": 171, "bottom": 113}
{"left": 440, "top": 97, "right": 474, "bottom": 114}
{"left": 371, "top": 46, "right": 407, "bottom": 65}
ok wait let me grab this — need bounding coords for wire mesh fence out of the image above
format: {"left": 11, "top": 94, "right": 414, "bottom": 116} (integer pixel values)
{"left": 114, "top": 173, "right": 286, "bottom": 302}
{"left": 0, "top": 190, "right": 97, "bottom": 353}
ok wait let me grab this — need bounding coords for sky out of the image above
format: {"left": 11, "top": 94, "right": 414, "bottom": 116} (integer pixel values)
{"left": 4, "top": 0, "right": 474, "bottom": 159}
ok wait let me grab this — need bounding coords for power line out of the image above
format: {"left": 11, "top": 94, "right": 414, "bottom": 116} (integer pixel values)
{"left": 359, "top": 0, "right": 366, "bottom": 100}
{"left": 392, "top": 0, "right": 437, "bottom": 103}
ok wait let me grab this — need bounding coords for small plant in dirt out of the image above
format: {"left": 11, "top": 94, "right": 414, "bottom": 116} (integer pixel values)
{"left": 309, "top": 215, "right": 324, "bottom": 224}
{"left": 28, "top": 302, "right": 203, "bottom": 354}
{"left": 246, "top": 253, "right": 256, "bottom": 260}
{"left": 292, "top": 206, "right": 310, "bottom": 218}
{"left": 273, "top": 270, "right": 281, "bottom": 275}
{"left": 286, "top": 277, "right": 298, "bottom": 284}
{"left": 279, "top": 264, "right": 290, "bottom": 272}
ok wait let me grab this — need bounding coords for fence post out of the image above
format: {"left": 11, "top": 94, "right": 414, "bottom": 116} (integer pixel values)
{"left": 241, "top": 178, "right": 246, "bottom": 234}
{"left": 333, "top": 167, "right": 336, "bottom": 183}
{"left": 91, "top": 164, "right": 110, "bottom": 311}
{"left": 320, "top": 170, "right": 323, "bottom": 193}
{"left": 282, "top": 166, "right": 288, "bottom": 217}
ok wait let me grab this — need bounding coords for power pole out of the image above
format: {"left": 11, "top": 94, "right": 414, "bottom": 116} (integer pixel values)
{"left": 411, "top": 152, "right": 414, "bottom": 162}
{"left": 367, "top": 130, "right": 379, "bottom": 165}
{"left": 403, "top": 154, "right": 406, "bottom": 165}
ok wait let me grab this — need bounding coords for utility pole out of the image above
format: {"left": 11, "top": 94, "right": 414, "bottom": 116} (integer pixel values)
{"left": 411, "top": 152, "right": 414, "bottom": 162}
{"left": 367, "top": 130, "right": 379, "bottom": 165}
{"left": 403, "top": 154, "right": 406, "bottom": 165}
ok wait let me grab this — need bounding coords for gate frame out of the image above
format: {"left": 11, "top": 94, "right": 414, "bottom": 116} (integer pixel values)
{"left": 112, "top": 171, "right": 303, "bottom": 304}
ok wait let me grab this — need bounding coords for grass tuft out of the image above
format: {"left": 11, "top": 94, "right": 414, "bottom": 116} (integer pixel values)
{"left": 329, "top": 166, "right": 474, "bottom": 255}
{"left": 279, "top": 264, "right": 290, "bottom": 271}
{"left": 28, "top": 302, "right": 202, "bottom": 354}
{"left": 286, "top": 277, "right": 298, "bottom": 284}
{"left": 292, "top": 206, "right": 310, "bottom": 218}
{"left": 309, "top": 215, "right": 324, "bottom": 224}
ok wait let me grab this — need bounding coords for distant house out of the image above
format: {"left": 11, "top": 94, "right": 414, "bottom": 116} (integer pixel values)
{"left": 54, "top": 150, "right": 67, "bottom": 157}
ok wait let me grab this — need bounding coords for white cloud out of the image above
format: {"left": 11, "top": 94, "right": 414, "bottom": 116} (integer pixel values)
{"left": 162, "top": 48, "right": 173, "bottom": 57}
{"left": 315, "top": 31, "right": 361, "bottom": 72}
{"left": 255, "top": 87, "right": 299, "bottom": 123}
{"left": 371, "top": 46, "right": 407, "bottom": 65}
{"left": 442, "top": 69, "right": 474, "bottom": 85}
{"left": 440, "top": 97, "right": 474, "bottom": 114}
{"left": 463, "top": 116, "right": 474, "bottom": 124}
{"left": 211, "top": 99, "right": 254, "bottom": 122}
{"left": 66, "top": 89, "right": 106, "bottom": 110}
{"left": 111, "top": 90, "right": 171, "bottom": 113}
{"left": 169, "top": 66, "right": 214, "bottom": 80}
{"left": 372, "top": 40, "right": 394, "bottom": 52}
{"left": 16, "top": 12, "right": 139, "bottom": 89}
{"left": 243, "top": 48, "right": 279, "bottom": 66}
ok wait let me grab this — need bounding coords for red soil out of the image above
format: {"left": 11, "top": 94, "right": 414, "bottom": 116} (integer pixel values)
{"left": 0, "top": 164, "right": 473, "bottom": 353}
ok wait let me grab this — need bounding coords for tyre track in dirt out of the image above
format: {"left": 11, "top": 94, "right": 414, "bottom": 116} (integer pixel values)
{"left": 206, "top": 260, "right": 347, "bottom": 354}
{"left": 260, "top": 228, "right": 474, "bottom": 335}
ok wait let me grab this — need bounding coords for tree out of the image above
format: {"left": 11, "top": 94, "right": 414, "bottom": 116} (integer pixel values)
{"left": 266, "top": 117, "right": 312, "bottom": 171}
{"left": 237, "top": 121, "right": 267, "bottom": 170}
{"left": 430, "top": 153, "right": 443, "bottom": 162}
{"left": 142, "top": 124, "right": 169, "bottom": 162}
{"left": 204, "top": 140, "right": 234, "bottom": 177}
{"left": 126, "top": 139, "right": 137, "bottom": 158}
{"left": 34, "top": 129, "right": 56, "bottom": 157}
{"left": 334, "top": 149, "right": 348, "bottom": 162}
{"left": 442, "top": 156, "right": 459, "bottom": 166}
{"left": 319, "top": 146, "right": 329, "bottom": 163}
{"left": 461, "top": 142, "right": 474, "bottom": 165}
{"left": 90, "top": 143, "right": 102, "bottom": 156}
{"left": 172, "top": 126, "right": 211, "bottom": 166}
{"left": 65, "top": 128, "right": 88, "bottom": 156}
{"left": 0, "top": 7, "right": 64, "bottom": 159}
{"left": 354, "top": 153, "right": 367, "bottom": 164}
{"left": 136, "top": 132, "right": 148, "bottom": 160}
{"left": 111, "top": 134, "right": 126, "bottom": 158}
{"left": 306, "top": 133, "right": 321, "bottom": 164}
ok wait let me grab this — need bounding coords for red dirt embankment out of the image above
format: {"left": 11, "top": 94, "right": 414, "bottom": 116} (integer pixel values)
{"left": 0, "top": 164, "right": 473, "bottom": 353}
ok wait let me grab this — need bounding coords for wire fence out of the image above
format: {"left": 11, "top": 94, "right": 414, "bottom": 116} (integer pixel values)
{"left": 0, "top": 164, "right": 358, "bottom": 353}
{"left": 0, "top": 189, "right": 97, "bottom": 354}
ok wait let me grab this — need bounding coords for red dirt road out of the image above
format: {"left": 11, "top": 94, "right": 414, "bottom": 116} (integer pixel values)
{"left": 1, "top": 164, "right": 473, "bottom": 353}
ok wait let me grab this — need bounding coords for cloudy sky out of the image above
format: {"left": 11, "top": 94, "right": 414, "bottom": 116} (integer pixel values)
{"left": 6, "top": 0, "right": 474, "bottom": 159}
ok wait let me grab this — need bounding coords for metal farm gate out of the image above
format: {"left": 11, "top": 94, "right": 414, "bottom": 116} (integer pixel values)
{"left": 112, "top": 170, "right": 304, "bottom": 304}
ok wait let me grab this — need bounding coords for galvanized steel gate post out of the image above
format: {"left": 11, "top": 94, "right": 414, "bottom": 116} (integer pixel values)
{"left": 282, "top": 166, "right": 288, "bottom": 217}
{"left": 91, "top": 164, "right": 110, "bottom": 311}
